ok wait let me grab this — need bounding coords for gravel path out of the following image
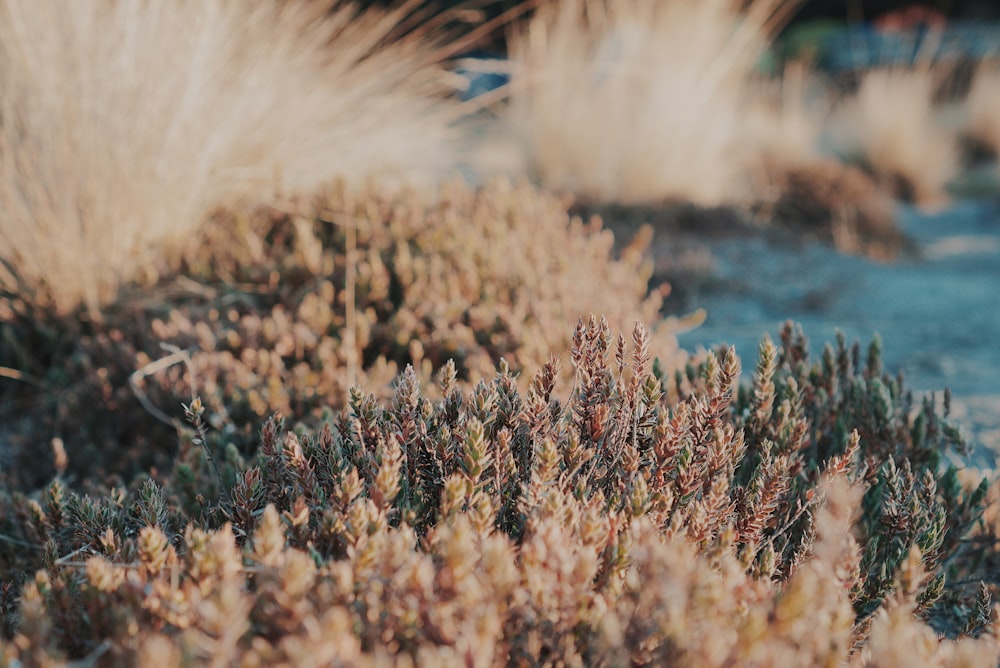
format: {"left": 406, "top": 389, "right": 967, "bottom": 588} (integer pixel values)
{"left": 671, "top": 198, "right": 1000, "bottom": 466}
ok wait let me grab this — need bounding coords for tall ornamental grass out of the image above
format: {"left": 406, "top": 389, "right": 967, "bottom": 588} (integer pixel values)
{"left": 827, "top": 67, "right": 959, "bottom": 208}
{"left": 501, "top": 0, "right": 796, "bottom": 205}
{"left": 0, "top": 0, "right": 460, "bottom": 317}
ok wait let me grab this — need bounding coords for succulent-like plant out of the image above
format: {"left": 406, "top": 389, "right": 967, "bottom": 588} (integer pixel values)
{"left": 0, "top": 319, "right": 995, "bottom": 665}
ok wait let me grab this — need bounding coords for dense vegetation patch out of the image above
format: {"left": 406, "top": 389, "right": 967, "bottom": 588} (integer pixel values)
{"left": 0, "top": 319, "right": 995, "bottom": 665}
{"left": 0, "top": 180, "right": 671, "bottom": 489}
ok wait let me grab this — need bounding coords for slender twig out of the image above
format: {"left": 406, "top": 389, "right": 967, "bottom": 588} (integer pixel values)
{"left": 184, "top": 397, "right": 225, "bottom": 492}
{"left": 65, "top": 639, "right": 112, "bottom": 668}
{"left": 55, "top": 544, "right": 92, "bottom": 565}
{"left": 54, "top": 559, "right": 264, "bottom": 575}
{"left": 130, "top": 343, "right": 225, "bottom": 489}
{"left": 0, "top": 532, "right": 43, "bottom": 550}
{"left": 771, "top": 495, "right": 814, "bottom": 544}
{"left": 0, "top": 365, "right": 47, "bottom": 387}
{"left": 128, "top": 345, "right": 195, "bottom": 430}
{"left": 161, "top": 342, "right": 201, "bottom": 400}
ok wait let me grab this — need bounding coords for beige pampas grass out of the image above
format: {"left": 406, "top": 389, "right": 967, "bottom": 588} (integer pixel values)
{"left": 0, "top": 0, "right": 460, "bottom": 317}
{"left": 827, "top": 67, "right": 959, "bottom": 208}
{"left": 500, "top": 0, "right": 796, "bottom": 206}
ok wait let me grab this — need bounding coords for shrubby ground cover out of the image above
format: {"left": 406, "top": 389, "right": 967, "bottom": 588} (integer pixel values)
{"left": 1, "top": 179, "right": 673, "bottom": 489}
{"left": 1, "top": 0, "right": 1000, "bottom": 665}
{"left": 1, "top": 318, "right": 998, "bottom": 665}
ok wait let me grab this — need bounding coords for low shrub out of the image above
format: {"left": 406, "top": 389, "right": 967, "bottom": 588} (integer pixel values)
{"left": 739, "top": 70, "right": 908, "bottom": 259}
{"left": 0, "top": 180, "right": 673, "bottom": 490}
{"left": 753, "top": 159, "right": 906, "bottom": 259}
{"left": 0, "top": 319, "right": 994, "bottom": 665}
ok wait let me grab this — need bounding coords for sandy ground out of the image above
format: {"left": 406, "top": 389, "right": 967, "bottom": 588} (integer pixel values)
{"left": 661, "top": 198, "right": 1000, "bottom": 467}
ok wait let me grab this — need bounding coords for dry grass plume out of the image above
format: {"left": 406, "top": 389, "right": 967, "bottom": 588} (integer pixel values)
{"left": 0, "top": 0, "right": 460, "bottom": 317}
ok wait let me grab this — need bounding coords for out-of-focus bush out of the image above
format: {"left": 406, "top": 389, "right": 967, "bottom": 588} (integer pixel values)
{"left": 0, "top": 180, "right": 673, "bottom": 489}
{"left": 754, "top": 159, "right": 905, "bottom": 259}
{"left": 827, "top": 67, "right": 960, "bottom": 208}
{"left": 498, "top": 0, "right": 796, "bottom": 206}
